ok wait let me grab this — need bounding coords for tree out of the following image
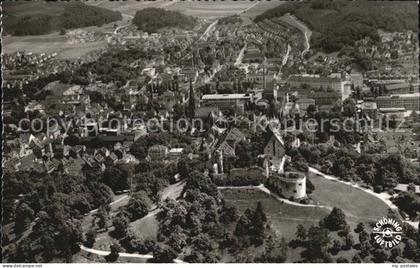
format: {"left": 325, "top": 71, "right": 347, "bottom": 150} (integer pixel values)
{"left": 307, "top": 104, "right": 317, "bottom": 118}
{"left": 235, "top": 140, "right": 259, "bottom": 167}
{"left": 152, "top": 244, "right": 177, "bottom": 263}
{"left": 234, "top": 209, "right": 254, "bottom": 247}
{"left": 166, "top": 230, "right": 187, "bottom": 254}
{"left": 177, "top": 156, "right": 195, "bottom": 179}
{"left": 394, "top": 192, "right": 420, "bottom": 218}
{"left": 390, "top": 247, "right": 402, "bottom": 261}
{"left": 219, "top": 203, "right": 238, "bottom": 224}
{"left": 96, "top": 205, "right": 110, "bottom": 231}
{"left": 338, "top": 224, "right": 351, "bottom": 237}
{"left": 106, "top": 243, "right": 121, "bottom": 262}
{"left": 344, "top": 234, "right": 354, "bottom": 250}
{"left": 256, "top": 236, "right": 288, "bottom": 263}
{"left": 183, "top": 171, "right": 218, "bottom": 198}
{"left": 15, "top": 202, "right": 35, "bottom": 234}
{"left": 337, "top": 257, "right": 349, "bottom": 263}
{"left": 304, "top": 225, "right": 331, "bottom": 261}
{"left": 125, "top": 191, "right": 152, "bottom": 221}
{"left": 330, "top": 239, "right": 342, "bottom": 255}
{"left": 63, "top": 134, "right": 81, "bottom": 146}
{"left": 390, "top": 50, "right": 398, "bottom": 59}
{"left": 187, "top": 79, "right": 195, "bottom": 119}
{"left": 112, "top": 214, "right": 129, "bottom": 238}
{"left": 85, "top": 228, "right": 97, "bottom": 248}
{"left": 251, "top": 202, "right": 267, "bottom": 246}
{"left": 352, "top": 254, "right": 362, "bottom": 263}
{"left": 342, "top": 98, "right": 356, "bottom": 117}
{"left": 102, "top": 166, "right": 129, "bottom": 192}
{"left": 358, "top": 230, "right": 369, "bottom": 244}
{"left": 355, "top": 222, "right": 365, "bottom": 233}
{"left": 296, "top": 224, "right": 307, "bottom": 241}
{"left": 322, "top": 207, "right": 347, "bottom": 231}
{"left": 407, "top": 183, "right": 416, "bottom": 192}
{"left": 372, "top": 248, "right": 389, "bottom": 263}
{"left": 172, "top": 103, "right": 185, "bottom": 120}
{"left": 403, "top": 239, "right": 418, "bottom": 259}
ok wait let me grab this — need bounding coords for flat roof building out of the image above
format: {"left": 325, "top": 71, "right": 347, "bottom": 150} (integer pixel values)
{"left": 201, "top": 93, "right": 253, "bottom": 112}
{"left": 375, "top": 93, "right": 420, "bottom": 111}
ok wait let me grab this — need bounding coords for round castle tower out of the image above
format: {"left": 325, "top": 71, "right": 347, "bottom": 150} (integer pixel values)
{"left": 278, "top": 172, "right": 306, "bottom": 199}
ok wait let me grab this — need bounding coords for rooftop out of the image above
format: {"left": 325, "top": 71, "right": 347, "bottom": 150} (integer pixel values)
{"left": 377, "top": 93, "right": 420, "bottom": 99}
{"left": 202, "top": 93, "right": 252, "bottom": 100}
{"left": 289, "top": 75, "right": 342, "bottom": 83}
{"left": 385, "top": 82, "right": 411, "bottom": 90}
{"left": 394, "top": 184, "right": 420, "bottom": 194}
{"left": 361, "top": 102, "right": 378, "bottom": 110}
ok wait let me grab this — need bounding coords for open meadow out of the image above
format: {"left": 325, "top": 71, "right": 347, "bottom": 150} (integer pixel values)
{"left": 309, "top": 172, "right": 390, "bottom": 225}
{"left": 3, "top": 34, "right": 108, "bottom": 60}
{"left": 240, "top": 1, "right": 285, "bottom": 24}
{"left": 220, "top": 188, "right": 331, "bottom": 240}
{"left": 85, "top": 0, "right": 178, "bottom": 17}
{"left": 166, "top": 1, "right": 256, "bottom": 19}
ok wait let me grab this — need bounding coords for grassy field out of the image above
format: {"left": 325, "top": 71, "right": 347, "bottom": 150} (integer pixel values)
{"left": 240, "top": 1, "right": 285, "bottom": 24}
{"left": 3, "top": 34, "right": 108, "bottom": 59}
{"left": 167, "top": 1, "right": 255, "bottom": 18}
{"left": 309, "top": 172, "right": 390, "bottom": 224}
{"left": 220, "top": 188, "right": 331, "bottom": 240}
{"left": 84, "top": 181, "right": 184, "bottom": 252}
{"left": 86, "top": 0, "right": 177, "bottom": 17}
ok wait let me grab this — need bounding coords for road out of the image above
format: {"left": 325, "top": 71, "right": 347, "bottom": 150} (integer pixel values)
{"left": 114, "top": 14, "right": 134, "bottom": 35}
{"left": 285, "top": 15, "right": 311, "bottom": 56}
{"left": 87, "top": 194, "right": 129, "bottom": 215}
{"left": 198, "top": 19, "right": 219, "bottom": 42}
{"left": 238, "top": 1, "right": 260, "bottom": 15}
{"left": 80, "top": 245, "right": 184, "bottom": 263}
{"left": 234, "top": 42, "right": 247, "bottom": 66}
{"left": 80, "top": 181, "right": 186, "bottom": 262}
{"left": 282, "top": 44, "right": 291, "bottom": 66}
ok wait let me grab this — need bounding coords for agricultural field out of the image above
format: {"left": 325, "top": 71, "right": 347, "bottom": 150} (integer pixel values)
{"left": 166, "top": 1, "right": 256, "bottom": 19}
{"left": 240, "top": 1, "right": 285, "bottom": 24}
{"left": 3, "top": 34, "right": 108, "bottom": 60}
{"left": 85, "top": 0, "right": 178, "bottom": 17}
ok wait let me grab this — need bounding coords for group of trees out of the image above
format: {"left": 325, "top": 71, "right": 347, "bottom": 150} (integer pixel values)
{"left": 291, "top": 207, "right": 420, "bottom": 263}
{"left": 218, "top": 15, "right": 242, "bottom": 25}
{"left": 234, "top": 202, "right": 268, "bottom": 247}
{"left": 4, "top": 1, "right": 121, "bottom": 36}
{"left": 154, "top": 167, "right": 287, "bottom": 262}
{"left": 130, "top": 132, "right": 192, "bottom": 161}
{"left": 75, "top": 48, "right": 148, "bottom": 87}
{"left": 234, "top": 136, "right": 264, "bottom": 168}
{"left": 133, "top": 8, "right": 196, "bottom": 34}
{"left": 255, "top": 0, "right": 417, "bottom": 53}
{"left": 2, "top": 167, "right": 115, "bottom": 262}
{"left": 293, "top": 207, "right": 352, "bottom": 262}
{"left": 394, "top": 190, "right": 420, "bottom": 219}
{"left": 290, "top": 143, "right": 420, "bottom": 192}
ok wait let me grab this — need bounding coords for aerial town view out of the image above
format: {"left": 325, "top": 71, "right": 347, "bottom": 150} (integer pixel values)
{"left": 1, "top": 0, "right": 419, "bottom": 265}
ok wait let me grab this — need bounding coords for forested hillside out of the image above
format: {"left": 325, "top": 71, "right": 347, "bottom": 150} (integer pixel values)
{"left": 3, "top": 1, "right": 122, "bottom": 36}
{"left": 133, "top": 8, "right": 196, "bottom": 33}
{"left": 255, "top": 0, "right": 418, "bottom": 52}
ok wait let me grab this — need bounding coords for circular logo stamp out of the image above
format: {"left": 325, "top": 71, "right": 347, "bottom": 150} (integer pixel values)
{"left": 372, "top": 217, "right": 403, "bottom": 249}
